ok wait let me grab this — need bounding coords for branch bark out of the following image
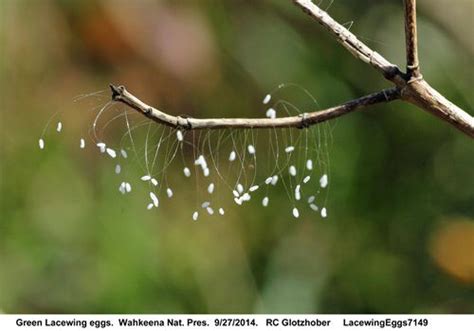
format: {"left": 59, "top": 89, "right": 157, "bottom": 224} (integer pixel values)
{"left": 401, "top": 80, "right": 474, "bottom": 137}
{"left": 110, "top": 84, "right": 400, "bottom": 130}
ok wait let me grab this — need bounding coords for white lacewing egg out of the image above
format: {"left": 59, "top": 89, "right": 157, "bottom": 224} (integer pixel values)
{"left": 166, "top": 188, "right": 173, "bottom": 198}
{"left": 206, "top": 207, "right": 214, "bottom": 215}
{"left": 262, "top": 196, "right": 269, "bottom": 207}
{"left": 265, "top": 177, "right": 273, "bottom": 185}
{"left": 237, "top": 184, "right": 244, "bottom": 194}
{"left": 306, "top": 159, "right": 313, "bottom": 171}
{"left": 192, "top": 211, "right": 199, "bottom": 221}
{"left": 147, "top": 203, "right": 154, "bottom": 210}
{"left": 295, "top": 185, "right": 301, "bottom": 201}
{"left": 320, "top": 174, "right": 328, "bottom": 188}
{"left": 247, "top": 145, "right": 256, "bottom": 155}
{"left": 310, "top": 204, "right": 319, "bottom": 211}
{"left": 194, "top": 155, "right": 207, "bottom": 168}
{"left": 266, "top": 108, "right": 276, "bottom": 119}
{"left": 229, "top": 151, "right": 236, "bottom": 162}
{"left": 263, "top": 94, "right": 271, "bottom": 105}
{"left": 96, "top": 142, "right": 106, "bottom": 153}
{"left": 241, "top": 193, "right": 251, "bottom": 201}
{"left": 303, "top": 176, "right": 311, "bottom": 184}
{"left": 307, "top": 195, "right": 315, "bottom": 204}
{"left": 292, "top": 207, "right": 300, "bottom": 218}
{"left": 234, "top": 197, "right": 243, "bottom": 205}
{"left": 289, "top": 165, "right": 297, "bottom": 177}
{"left": 56, "top": 121, "right": 62, "bottom": 132}
{"left": 151, "top": 178, "right": 158, "bottom": 186}
{"left": 271, "top": 175, "right": 279, "bottom": 186}
{"left": 106, "top": 148, "right": 117, "bottom": 158}
{"left": 285, "top": 146, "right": 295, "bottom": 153}
{"left": 150, "top": 192, "right": 159, "bottom": 207}
{"left": 141, "top": 175, "right": 151, "bottom": 181}
{"left": 115, "top": 164, "right": 121, "bottom": 174}
{"left": 125, "top": 182, "right": 132, "bottom": 193}
{"left": 193, "top": 155, "right": 201, "bottom": 166}
{"left": 80, "top": 138, "right": 85, "bottom": 149}
{"left": 118, "top": 182, "right": 126, "bottom": 194}
{"left": 218, "top": 208, "right": 225, "bottom": 215}
{"left": 295, "top": 192, "right": 301, "bottom": 201}
{"left": 321, "top": 207, "right": 327, "bottom": 218}
{"left": 208, "top": 183, "right": 215, "bottom": 194}
{"left": 249, "top": 185, "right": 259, "bottom": 192}
{"left": 183, "top": 167, "right": 191, "bottom": 177}
{"left": 201, "top": 201, "right": 210, "bottom": 208}
{"left": 203, "top": 167, "right": 210, "bottom": 177}
{"left": 120, "top": 149, "right": 128, "bottom": 158}
{"left": 232, "top": 190, "right": 240, "bottom": 198}
{"left": 176, "top": 130, "right": 183, "bottom": 142}
{"left": 38, "top": 138, "right": 45, "bottom": 150}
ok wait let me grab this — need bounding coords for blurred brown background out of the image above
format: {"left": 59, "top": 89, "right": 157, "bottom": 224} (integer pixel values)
{"left": 0, "top": 0, "right": 473, "bottom": 313}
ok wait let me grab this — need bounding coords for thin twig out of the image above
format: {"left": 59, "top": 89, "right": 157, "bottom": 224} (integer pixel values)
{"left": 292, "top": 0, "right": 405, "bottom": 84}
{"left": 110, "top": 84, "right": 400, "bottom": 130}
{"left": 404, "top": 0, "right": 421, "bottom": 78}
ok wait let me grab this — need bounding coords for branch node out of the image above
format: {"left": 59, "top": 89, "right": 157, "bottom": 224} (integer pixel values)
{"left": 298, "top": 113, "right": 310, "bottom": 129}
{"left": 110, "top": 84, "right": 124, "bottom": 101}
{"left": 176, "top": 116, "right": 193, "bottom": 130}
{"left": 407, "top": 73, "right": 424, "bottom": 84}
{"left": 186, "top": 118, "right": 193, "bottom": 130}
{"left": 382, "top": 66, "right": 403, "bottom": 82}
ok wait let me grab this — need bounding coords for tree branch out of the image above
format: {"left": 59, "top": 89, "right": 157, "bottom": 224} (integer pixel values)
{"left": 110, "top": 0, "right": 474, "bottom": 138}
{"left": 404, "top": 0, "right": 421, "bottom": 78}
{"left": 110, "top": 84, "right": 400, "bottom": 130}
{"left": 292, "top": 0, "right": 474, "bottom": 138}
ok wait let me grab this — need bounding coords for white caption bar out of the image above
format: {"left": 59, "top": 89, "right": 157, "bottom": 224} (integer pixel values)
{"left": 0, "top": 315, "right": 472, "bottom": 331}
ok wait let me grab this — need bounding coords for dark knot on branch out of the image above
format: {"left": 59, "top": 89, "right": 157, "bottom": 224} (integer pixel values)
{"left": 176, "top": 115, "right": 193, "bottom": 130}
{"left": 110, "top": 84, "right": 125, "bottom": 101}
{"left": 298, "top": 113, "right": 311, "bottom": 129}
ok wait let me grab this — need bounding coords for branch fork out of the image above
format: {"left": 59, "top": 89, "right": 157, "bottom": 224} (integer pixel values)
{"left": 110, "top": 0, "right": 474, "bottom": 138}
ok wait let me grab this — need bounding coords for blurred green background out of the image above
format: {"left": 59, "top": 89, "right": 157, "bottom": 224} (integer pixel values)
{"left": 1, "top": 0, "right": 473, "bottom": 313}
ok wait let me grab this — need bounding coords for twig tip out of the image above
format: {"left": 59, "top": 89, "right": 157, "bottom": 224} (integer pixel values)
{"left": 110, "top": 84, "right": 124, "bottom": 101}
